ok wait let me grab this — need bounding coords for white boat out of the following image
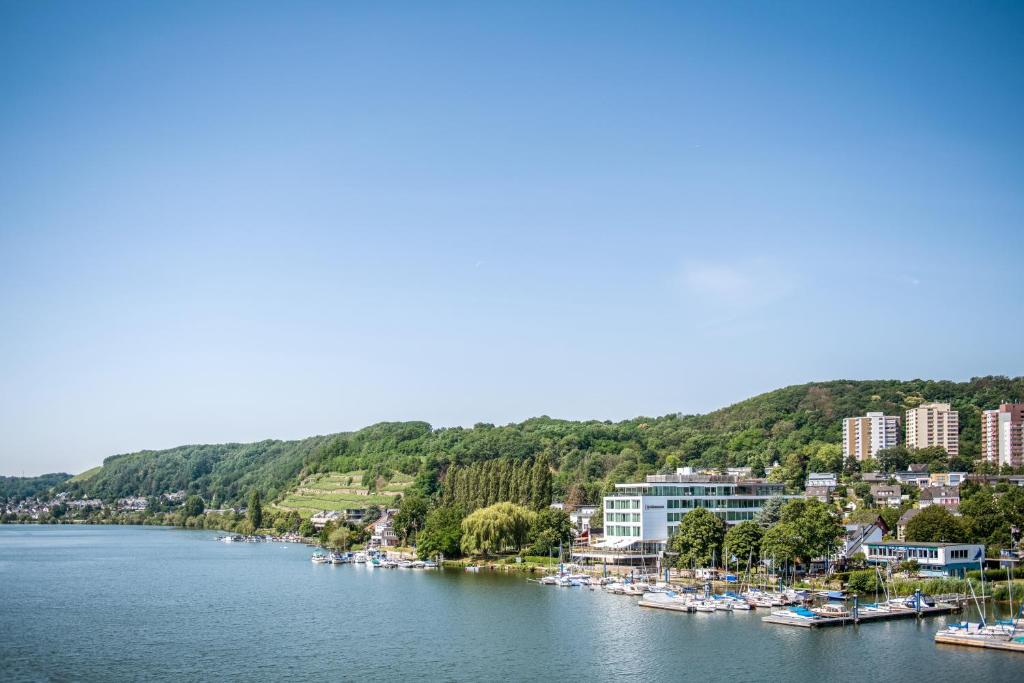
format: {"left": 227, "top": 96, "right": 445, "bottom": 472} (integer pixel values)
{"left": 311, "top": 553, "right": 331, "bottom": 564}
{"left": 812, "top": 603, "right": 851, "bottom": 618}
{"left": 693, "top": 601, "right": 716, "bottom": 613}
{"left": 353, "top": 553, "right": 367, "bottom": 564}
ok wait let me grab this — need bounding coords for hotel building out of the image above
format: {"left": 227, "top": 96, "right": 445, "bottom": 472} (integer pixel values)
{"left": 842, "top": 412, "right": 900, "bottom": 461}
{"left": 981, "top": 403, "right": 1024, "bottom": 468}
{"left": 599, "top": 468, "right": 795, "bottom": 551}
{"left": 905, "top": 402, "right": 959, "bottom": 456}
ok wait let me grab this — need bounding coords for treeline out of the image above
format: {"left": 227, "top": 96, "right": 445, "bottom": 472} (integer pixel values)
{"left": 439, "top": 456, "right": 553, "bottom": 511}
{"left": 39, "top": 376, "right": 1024, "bottom": 508}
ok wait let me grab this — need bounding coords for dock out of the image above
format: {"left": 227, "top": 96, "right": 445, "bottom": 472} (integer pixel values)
{"left": 761, "top": 604, "right": 958, "bottom": 628}
{"left": 934, "top": 633, "right": 1024, "bottom": 653}
{"left": 638, "top": 597, "right": 695, "bottom": 612}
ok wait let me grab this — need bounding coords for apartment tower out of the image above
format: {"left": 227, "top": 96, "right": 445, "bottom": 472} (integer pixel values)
{"left": 905, "top": 402, "right": 959, "bottom": 456}
{"left": 981, "top": 403, "right": 1024, "bottom": 468}
{"left": 842, "top": 412, "right": 900, "bottom": 461}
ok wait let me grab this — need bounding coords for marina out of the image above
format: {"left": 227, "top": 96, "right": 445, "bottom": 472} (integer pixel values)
{"left": 5, "top": 525, "right": 1024, "bottom": 681}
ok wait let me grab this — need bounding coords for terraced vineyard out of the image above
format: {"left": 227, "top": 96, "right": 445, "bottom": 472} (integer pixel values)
{"left": 274, "top": 471, "right": 410, "bottom": 517}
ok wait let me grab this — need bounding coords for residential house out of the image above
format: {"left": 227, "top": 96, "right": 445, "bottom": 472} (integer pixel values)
{"left": 311, "top": 510, "right": 343, "bottom": 530}
{"left": 894, "top": 466, "right": 932, "bottom": 488}
{"left": 840, "top": 520, "right": 886, "bottom": 561}
{"left": 805, "top": 486, "right": 832, "bottom": 503}
{"left": 370, "top": 509, "right": 400, "bottom": 547}
{"left": 861, "top": 472, "right": 889, "bottom": 484}
{"left": 870, "top": 484, "right": 904, "bottom": 508}
{"left": 805, "top": 472, "right": 839, "bottom": 490}
{"left": 929, "top": 472, "right": 967, "bottom": 487}
{"left": 897, "top": 508, "right": 920, "bottom": 541}
{"left": 919, "top": 486, "right": 960, "bottom": 508}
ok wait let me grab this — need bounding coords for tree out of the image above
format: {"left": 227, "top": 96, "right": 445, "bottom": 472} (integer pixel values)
{"left": 876, "top": 446, "right": 911, "bottom": 474}
{"left": 723, "top": 521, "right": 763, "bottom": 571}
{"left": 327, "top": 526, "right": 351, "bottom": 550}
{"left": 417, "top": 505, "right": 466, "bottom": 560}
{"left": 755, "top": 496, "right": 785, "bottom": 527}
{"left": 779, "top": 499, "right": 843, "bottom": 562}
{"left": 670, "top": 508, "right": 726, "bottom": 568}
{"left": 529, "top": 507, "right": 573, "bottom": 556}
{"left": 299, "top": 519, "right": 315, "bottom": 537}
{"left": 460, "top": 502, "right": 537, "bottom": 556}
{"left": 394, "top": 495, "right": 430, "bottom": 545}
{"left": 905, "top": 505, "right": 967, "bottom": 543}
{"left": 761, "top": 522, "right": 799, "bottom": 567}
{"left": 247, "top": 491, "right": 263, "bottom": 530}
{"left": 183, "top": 495, "right": 205, "bottom": 518}
{"left": 806, "top": 443, "right": 842, "bottom": 475}
{"left": 531, "top": 455, "right": 553, "bottom": 510}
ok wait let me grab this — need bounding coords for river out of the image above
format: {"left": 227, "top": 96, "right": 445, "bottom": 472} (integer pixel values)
{"left": 0, "top": 525, "right": 1019, "bottom": 681}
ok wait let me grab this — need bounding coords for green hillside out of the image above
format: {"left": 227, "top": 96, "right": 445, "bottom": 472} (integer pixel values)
{"left": 54, "top": 376, "right": 1024, "bottom": 507}
{"left": 0, "top": 473, "right": 72, "bottom": 502}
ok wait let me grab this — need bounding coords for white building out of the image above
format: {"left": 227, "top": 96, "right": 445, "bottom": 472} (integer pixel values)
{"left": 598, "top": 468, "right": 795, "bottom": 551}
{"left": 842, "top": 412, "right": 900, "bottom": 461}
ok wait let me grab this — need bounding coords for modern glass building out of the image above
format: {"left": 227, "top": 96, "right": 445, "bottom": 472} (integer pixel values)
{"left": 601, "top": 468, "right": 796, "bottom": 548}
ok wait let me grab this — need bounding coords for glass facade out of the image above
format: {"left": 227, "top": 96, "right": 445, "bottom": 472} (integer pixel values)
{"left": 602, "top": 478, "right": 789, "bottom": 540}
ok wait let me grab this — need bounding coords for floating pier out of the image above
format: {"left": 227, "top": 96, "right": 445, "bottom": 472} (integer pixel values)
{"left": 638, "top": 597, "right": 695, "bottom": 612}
{"left": 934, "top": 633, "right": 1024, "bottom": 653}
{"left": 762, "top": 604, "right": 958, "bottom": 628}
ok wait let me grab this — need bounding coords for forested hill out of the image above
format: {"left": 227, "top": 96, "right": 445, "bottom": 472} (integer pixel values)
{"left": 0, "top": 473, "right": 71, "bottom": 502}
{"left": 48, "top": 376, "right": 1024, "bottom": 506}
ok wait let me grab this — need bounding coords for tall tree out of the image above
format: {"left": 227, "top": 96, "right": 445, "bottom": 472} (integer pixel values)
{"left": 247, "top": 490, "right": 263, "bottom": 530}
{"left": 531, "top": 455, "right": 552, "bottom": 510}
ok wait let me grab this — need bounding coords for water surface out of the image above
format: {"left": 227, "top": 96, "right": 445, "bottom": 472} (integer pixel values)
{"left": 1, "top": 526, "right": 1019, "bottom": 681}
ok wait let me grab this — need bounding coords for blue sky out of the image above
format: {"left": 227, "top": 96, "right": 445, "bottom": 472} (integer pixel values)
{"left": 2, "top": 1, "right": 1022, "bottom": 475}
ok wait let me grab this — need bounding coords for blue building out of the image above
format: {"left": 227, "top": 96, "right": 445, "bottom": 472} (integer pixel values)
{"left": 863, "top": 541, "right": 985, "bottom": 577}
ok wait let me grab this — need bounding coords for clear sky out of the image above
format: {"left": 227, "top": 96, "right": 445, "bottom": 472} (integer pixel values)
{"left": 2, "top": 1, "right": 1022, "bottom": 476}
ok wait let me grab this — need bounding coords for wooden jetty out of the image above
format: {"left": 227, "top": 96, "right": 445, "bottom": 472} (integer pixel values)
{"left": 762, "top": 604, "right": 958, "bottom": 628}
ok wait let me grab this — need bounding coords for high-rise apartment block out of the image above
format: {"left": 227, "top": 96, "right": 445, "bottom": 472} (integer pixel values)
{"left": 842, "top": 412, "right": 900, "bottom": 461}
{"left": 905, "top": 402, "right": 959, "bottom": 456}
{"left": 981, "top": 403, "right": 1024, "bottom": 468}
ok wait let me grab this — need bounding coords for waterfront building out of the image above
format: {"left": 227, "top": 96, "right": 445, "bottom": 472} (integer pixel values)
{"left": 905, "top": 403, "right": 959, "bottom": 456}
{"left": 842, "top": 412, "right": 900, "bottom": 461}
{"left": 369, "top": 508, "right": 400, "bottom": 547}
{"left": 597, "top": 468, "right": 796, "bottom": 549}
{"left": 863, "top": 541, "right": 984, "bottom": 577}
{"left": 981, "top": 403, "right": 1024, "bottom": 468}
